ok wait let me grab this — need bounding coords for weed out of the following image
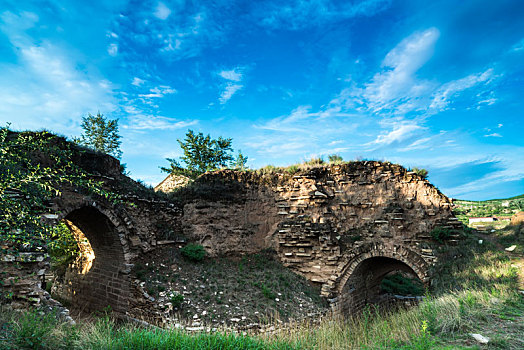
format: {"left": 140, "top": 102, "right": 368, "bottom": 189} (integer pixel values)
{"left": 170, "top": 293, "right": 184, "bottom": 308}
{"left": 180, "top": 244, "right": 206, "bottom": 262}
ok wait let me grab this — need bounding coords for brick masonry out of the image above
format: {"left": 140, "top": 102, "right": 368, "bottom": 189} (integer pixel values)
{"left": 1, "top": 157, "right": 462, "bottom": 319}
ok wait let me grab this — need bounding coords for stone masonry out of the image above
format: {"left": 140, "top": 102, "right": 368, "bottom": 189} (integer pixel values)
{"left": 1, "top": 148, "right": 462, "bottom": 319}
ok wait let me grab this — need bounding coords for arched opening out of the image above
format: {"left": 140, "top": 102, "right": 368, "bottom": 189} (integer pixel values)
{"left": 48, "top": 206, "right": 129, "bottom": 315}
{"left": 339, "top": 256, "right": 424, "bottom": 314}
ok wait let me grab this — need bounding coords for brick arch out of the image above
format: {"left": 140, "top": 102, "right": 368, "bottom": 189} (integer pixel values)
{"left": 332, "top": 243, "right": 429, "bottom": 315}
{"left": 54, "top": 201, "right": 133, "bottom": 315}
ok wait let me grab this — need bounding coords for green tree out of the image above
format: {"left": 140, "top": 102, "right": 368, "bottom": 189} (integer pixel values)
{"left": 233, "top": 150, "right": 249, "bottom": 170}
{"left": 161, "top": 130, "right": 243, "bottom": 178}
{"left": 412, "top": 167, "right": 428, "bottom": 179}
{"left": 77, "top": 112, "right": 122, "bottom": 158}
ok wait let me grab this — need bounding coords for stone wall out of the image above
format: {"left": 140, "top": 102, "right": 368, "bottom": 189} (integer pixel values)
{"left": 2, "top": 151, "right": 462, "bottom": 319}
{"left": 175, "top": 161, "right": 462, "bottom": 314}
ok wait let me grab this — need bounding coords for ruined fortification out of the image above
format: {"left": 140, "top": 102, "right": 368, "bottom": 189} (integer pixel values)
{"left": 1, "top": 142, "right": 462, "bottom": 321}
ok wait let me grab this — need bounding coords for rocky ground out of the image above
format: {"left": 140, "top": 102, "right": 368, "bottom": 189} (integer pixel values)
{"left": 128, "top": 247, "right": 328, "bottom": 331}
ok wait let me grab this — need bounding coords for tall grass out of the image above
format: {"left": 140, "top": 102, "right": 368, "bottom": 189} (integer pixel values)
{"left": 1, "top": 226, "right": 522, "bottom": 349}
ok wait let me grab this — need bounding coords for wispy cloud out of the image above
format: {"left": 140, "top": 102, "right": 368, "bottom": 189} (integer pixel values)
{"left": 217, "top": 67, "right": 245, "bottom": 104}
{"left": 0, "top": 11, "right": 115, "bottom": 133}
{"left": 366, "top": 122, "right": 426, "bottom": 148}
{"left": 123, "top": 114, "right": 196, "bottom": 130}
{"left": 132, "top": 77, "right": 145, "bottom": 86}
{"left": 362, "top": 28, "right": 440, "bottom": 114}
{"left": 219, "top": 68, "right": 243, "bottom": 82}
{"left": 107, "top": 43, "right": 118, "bottom": 56}
{"left": 510, "top": 37, "right": 524, "bottom": 52}
{"left": 430, "top": 69, "right": 495, "bottom": 111}
{"left": 440, "top": 149, "right": 524, "bottom": 198}
{"left": 154, "top": 2, "right": 172, "bottom": 20}
{"left": 138, "top": 85, "right": 177, "bottom": 99}
{"left": 254, "top": 0, "right": 392, "bottom": 30}
{"left": 484, "top": 133, "right": 502, "bottom": 138}
{"left": 219, "top": 83, "right": 243, "bottom": 104}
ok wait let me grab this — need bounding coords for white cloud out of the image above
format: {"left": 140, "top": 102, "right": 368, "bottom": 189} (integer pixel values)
{"left": 441, "top": 149, "right": 524, "bottom": 197}
{"left": 107, "top": 43, "right": 118, "bottom": 56}
{"left": 132, "top": 77, "right": 145, "bottom": 86}
{"left": 398, "top": 136, "right": 432, "bottom": 152}
{"left": 361, "top": 28, "right": 440, "bottom": 113}
{"left": 154, "top": 2, "right": 172, "bottom": 20}
{"left": 366, "top": 122, "right": 425, "bottom": 148}
{"left": 484, "top": 133, "right": 502, "bottom": 138}
{"left": 430, "top": 69, "right": 494, "bottom": 111}
{"left": 123, "top": 115, "right": 197, "bottom": 130}
{"left": 0, "top": 12, "right": 115, "bottom": 133}
{"left": 219, "top": 68, "right": 243, "bottom": 82}
{"left": 219, "top": 83, "right": 243, "bottom": 104}
{"left": 138, "top": 85, "right": 177, "bottom": 99}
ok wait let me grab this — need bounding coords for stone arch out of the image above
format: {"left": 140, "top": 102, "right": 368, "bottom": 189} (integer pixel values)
{"left": 52, "top": 201, "right": 133, "bottom": 315}
{"left": 333, "top": 243, "right": 429, "bottom": 315}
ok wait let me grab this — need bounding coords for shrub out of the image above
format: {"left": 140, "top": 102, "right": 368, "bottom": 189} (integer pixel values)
{"left": 328, "top": 154, "right": 343, "bottom": 163}
{"left": 430, "top": 226, "right": 453, "bottom": 243}
{"left": 381, "top": 273, "right": 424, "bottom": 296}
{"left": 412, "top": 167, "right": 428, "bottom": 179}
{"left": 170, "top": 293, "right": 184, "bottom": 308}
{"left": 180, "top": 244, "right": 206, "bottom": 262}
{"left": 285, "top": 164, "right": 300, "bottom": 174}
{"left": 304, "top": 157, "right": 324, "bottom": 166}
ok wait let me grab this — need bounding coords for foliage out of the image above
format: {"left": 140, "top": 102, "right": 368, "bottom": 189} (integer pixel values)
{"left": 411, "top": 167, "right": 428, "bottom": 179}
{"left": 232, "top": 150, "right": 249, "bottom": 171}
{"left": 47, "top": 222, "right": 79, "bottom": 272}
{"left": 161, "top": 130, "right": 245, "bottom": 178}
{"left": 169, "top": 293, "right": 184, "bottom": 308}
{"left": 327, "top": 154, "right": 343, "bottom": 163}
{"left": 180, "top": 244, "right": 206, "bottom": 262}
{"left": 303, "top": 157, "right": 324, "bottom": 166}
{"left": 0, "top": 126, "right": 119, "bottom": 256}
{"left": 1, "top": 226, "right": 522, "bottom": 349}
{"left": 380, "top": 273, "right": 425, "bottom": 296}
{"left": 76, "top": 112, "right": 122, "bottom": 159}
{"left": 430, "top": 226, "right": 454, "bottom": 243}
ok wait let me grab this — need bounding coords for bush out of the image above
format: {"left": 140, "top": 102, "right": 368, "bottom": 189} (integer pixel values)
{"left": 180, "top": 244, "right": 206, "bottom": 262}
{"left": 328, "top": 154, "right": 343, "bottom": 163}
{"left": 304, "top": 157, "right": 324, "bottom": 166}
{"left": 381, "top": 273, "right": 424, "bottom": 296}
{"left": 412, "top": 167, "right": 428, "bottom": 179}
{"left": 170, "top": 293, "right": 184, "bottom": 308}
{"left": 430, "top": 226, "right": 453, "bottom": 243}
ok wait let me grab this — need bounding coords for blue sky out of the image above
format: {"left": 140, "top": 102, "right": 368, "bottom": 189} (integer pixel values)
{"left": 1, "top": 0, "right": 523, "bottom": 200}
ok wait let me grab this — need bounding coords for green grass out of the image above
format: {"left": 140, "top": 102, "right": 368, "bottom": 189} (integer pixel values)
{"left": 2, "top": 226, "right": 523, "bottom": 349}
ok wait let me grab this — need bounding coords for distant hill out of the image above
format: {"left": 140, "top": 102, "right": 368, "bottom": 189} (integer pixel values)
{"left": 455, "top": 193, "right": 524, "bottom": 203}
{"left": 453, "top": 194, "right": 523, "bottom": 223}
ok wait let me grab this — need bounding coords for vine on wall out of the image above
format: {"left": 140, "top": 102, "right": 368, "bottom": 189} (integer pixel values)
{"left": 0, "top": 126, "right": 119, "bottom": 257}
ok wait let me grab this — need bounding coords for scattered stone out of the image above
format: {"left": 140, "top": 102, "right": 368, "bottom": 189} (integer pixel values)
{"left": 505, "top": 245, "right": 517, "bottom": 252}
{"left": 470, "top": 333, "right": 490, "bottom": 344}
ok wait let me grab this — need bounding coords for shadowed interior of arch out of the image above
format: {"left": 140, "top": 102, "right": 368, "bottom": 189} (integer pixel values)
{"left": 340, "top": 256, "right": 424, "bottom": 314}
{"left": 49, "top": 206, "right": 129, "bottom": 315}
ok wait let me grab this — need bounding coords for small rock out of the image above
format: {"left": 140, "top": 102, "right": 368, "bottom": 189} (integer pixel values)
{"left": 470, "top": 333, "right": 490, "bottom": 344}
{"left": 193, "top": 314, "right": 199, "bottom": 319}
{"left": 230, "top": 318, "right": 241, "bottom": 322}
{"left": 478, "top": 240, "right": 483, "bottom": 244}
{"left": 505, "top": 245, "right": 517, "bottom": 252}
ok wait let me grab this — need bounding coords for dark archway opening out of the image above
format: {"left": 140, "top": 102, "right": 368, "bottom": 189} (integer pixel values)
{"left": 340, "top": 257, "right": 424, "bottom": 315}
{"left": 48, "top": 206, "right": 129, "bottom": 315}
